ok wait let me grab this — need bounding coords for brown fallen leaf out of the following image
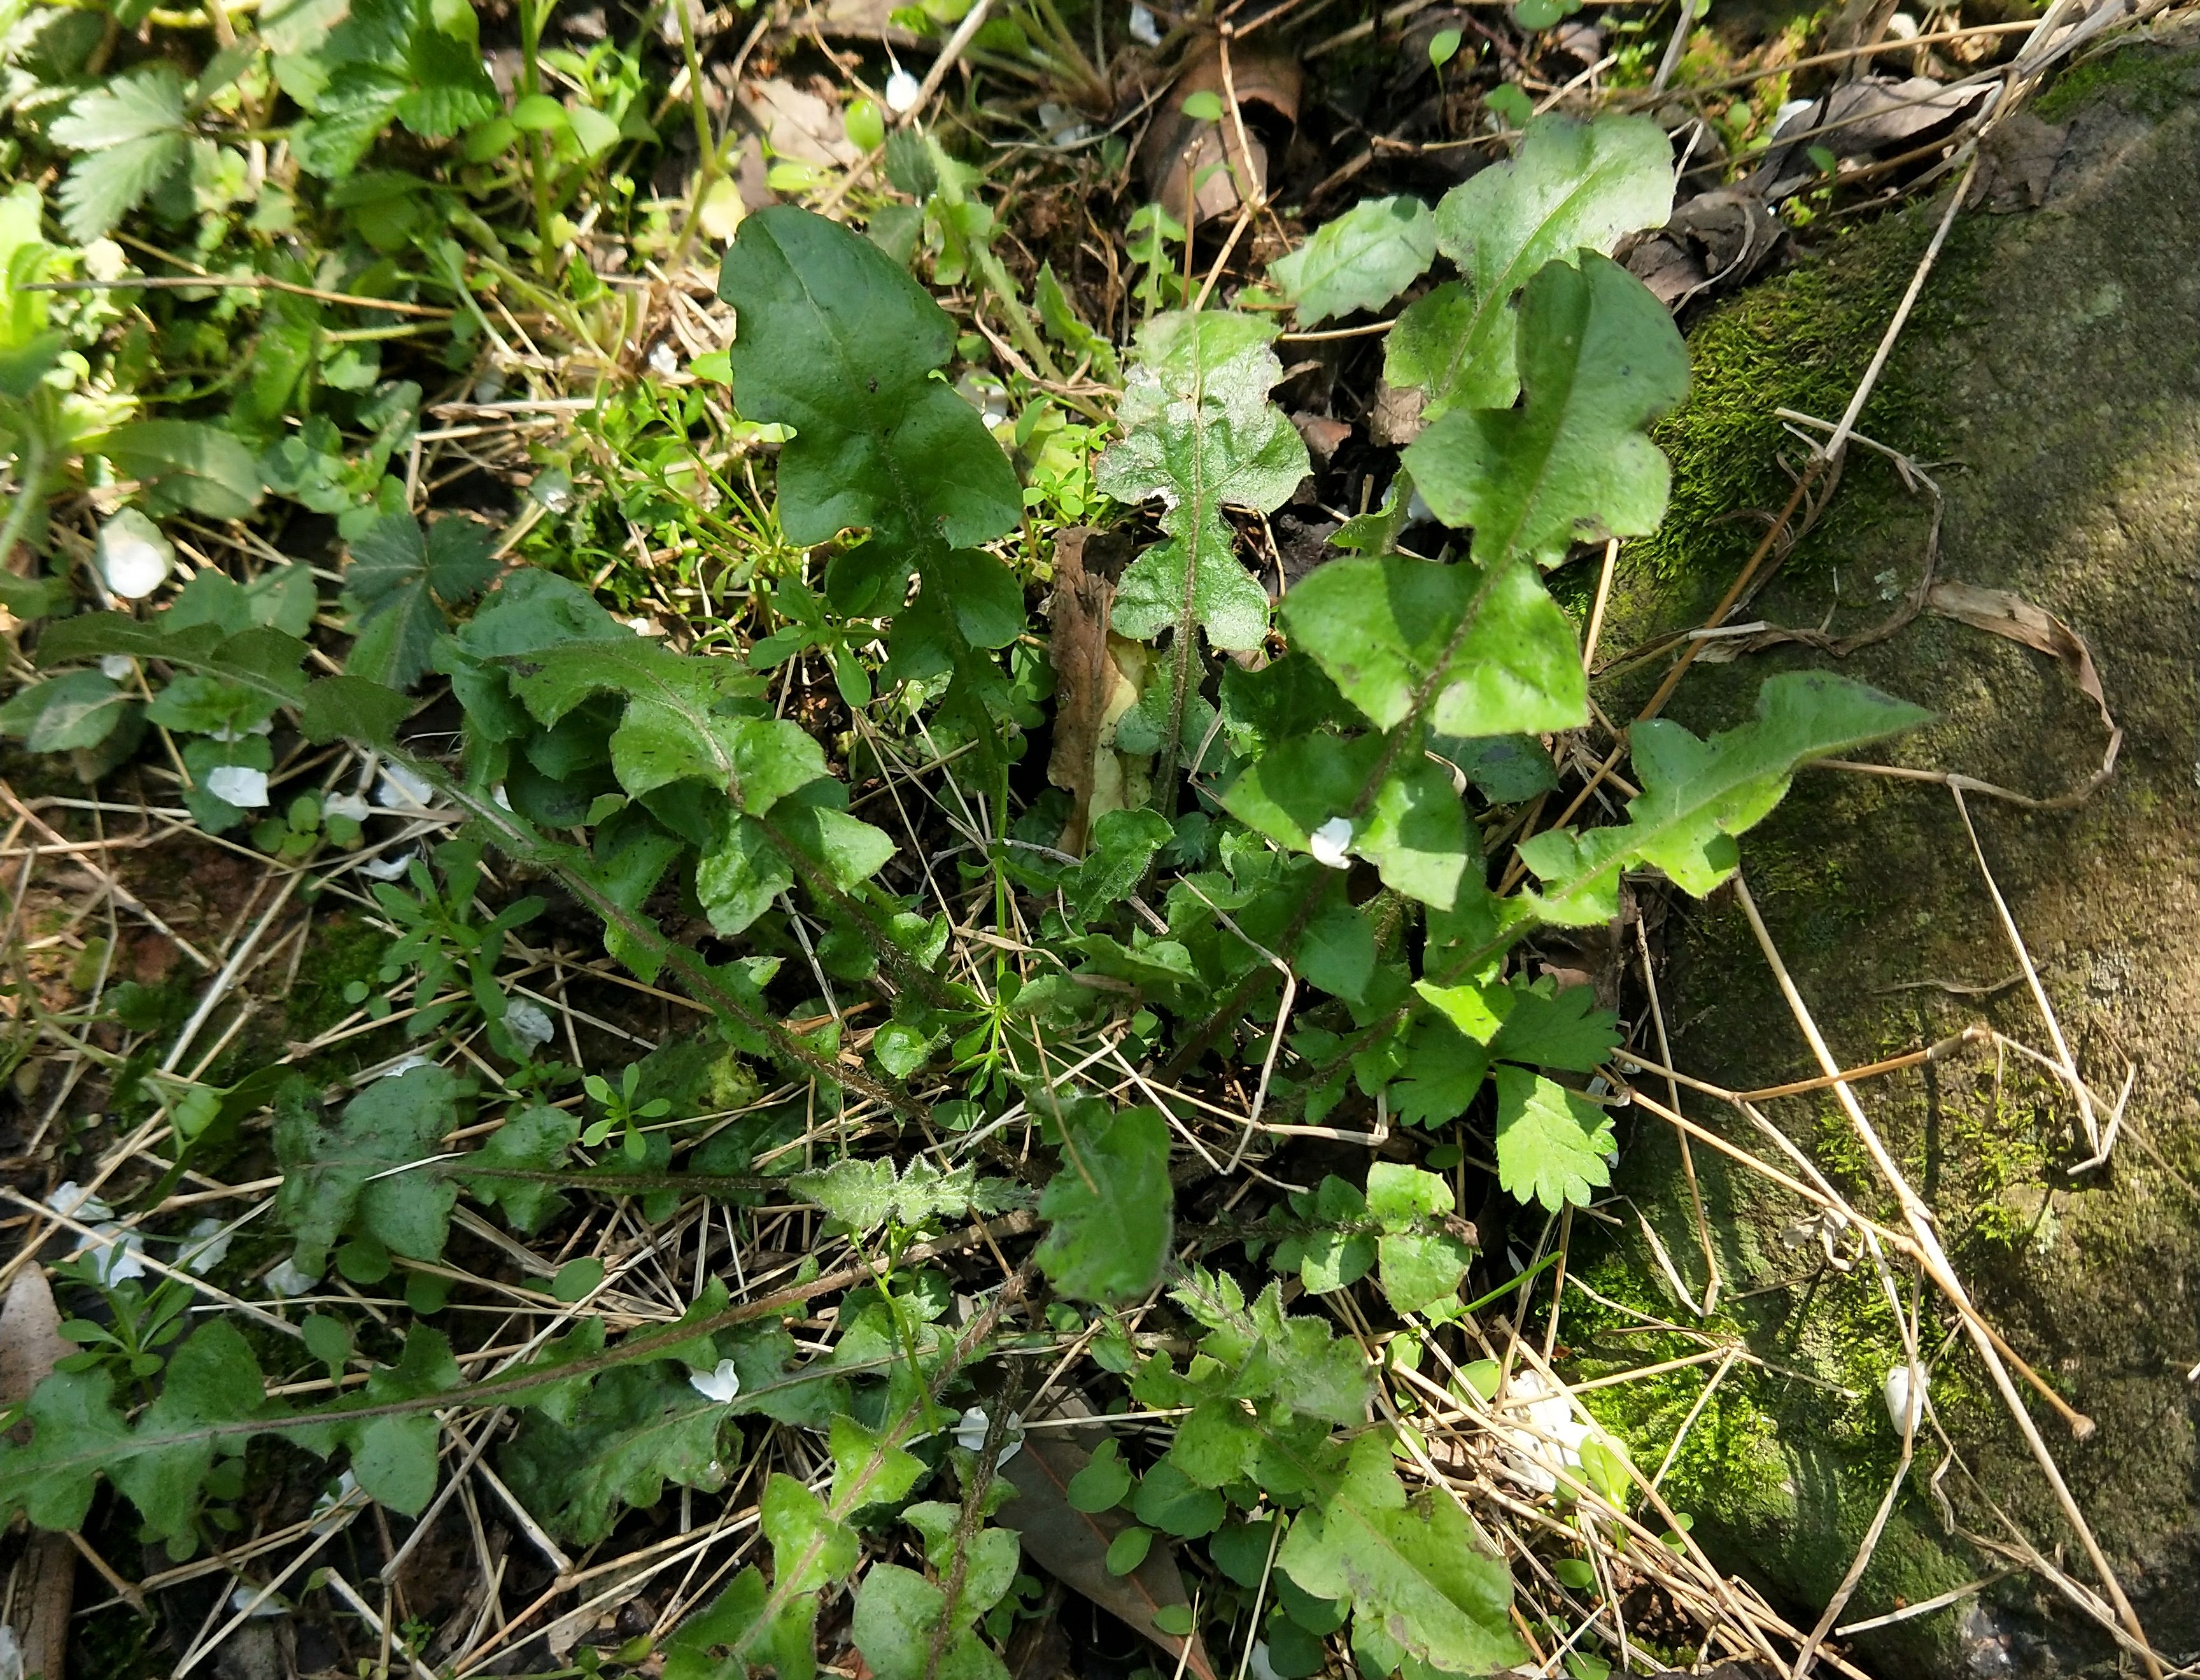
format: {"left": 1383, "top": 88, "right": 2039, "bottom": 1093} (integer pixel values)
{"left": 1925, "top": 579, "right": 2122, "bottom": 772}
{"left": 1045, "top": 528, "right": 1152, "bottom": 855}
{"left": 1, "top": 1270, "right": 78, "bottom": 1680}
{"left": 997, "top": 1422, "right": 1219, "bottom": 1680}
{"left": 1138, "top": 41, "right": 1301, "bottom": 227}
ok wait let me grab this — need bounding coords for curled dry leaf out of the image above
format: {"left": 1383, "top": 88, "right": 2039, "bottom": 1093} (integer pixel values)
{"left": 1045, "top": 528, "right": 1153, "bottom": 855}
{"left": 1138, "top": 41, "right": 1302, "bottom": 225}
{"left": 996, "top": 1415, "right": 1220, "bottom": 1680}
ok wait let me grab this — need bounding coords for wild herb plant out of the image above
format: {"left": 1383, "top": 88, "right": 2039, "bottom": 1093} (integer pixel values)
{"left": 0, "top": 27, "right": 1928, "bottom": 1670}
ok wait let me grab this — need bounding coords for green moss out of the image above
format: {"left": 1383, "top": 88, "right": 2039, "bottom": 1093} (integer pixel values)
{"left": 1630, "top": 209, "right": 1941, "bottom": 588}
{"left": 283, "top": 910, "right": 393, "bottom": 1041}
{"left": 2035, "top": 44, "right": 2200, "bottom": 122}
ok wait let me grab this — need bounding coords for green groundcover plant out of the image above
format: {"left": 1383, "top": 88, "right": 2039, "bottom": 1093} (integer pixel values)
{"left": 0, "top": 24, "right": 1924, "bottom": 1670}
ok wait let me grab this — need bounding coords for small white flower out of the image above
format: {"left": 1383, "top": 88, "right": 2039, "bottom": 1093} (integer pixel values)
{"left": 229, "top": 1584, "right": 286, "bottom": 1618}
{"left": 97, "top": 509, "right": 173, "bottom": 600}
{"left": 309, "top": 1471, "right": 360, "bottom": 1535}
{"left": 82, "top": 1225, "right": 146, "bottom": 1285}
{"left": 204, "top": 765, "right": 270, "bottom": 808}
{"left": 1308, "top": 816, "right": 1353, "bottom": 870}
{"left": 209, "top": 717, "right": 274, "bottom": 744}
{"left": 1129, "top": 2, "right": 1161, "bottom": 45}
{"left": 323, "top": 791, "right": 371, "bottom": 822}
{"left": 648, "top": 341, "right": 679, "bottom": 378}
{"left": 952, "top": 1404, "right": 1025, "bottom": 1469}
{"left": 1494, "top": 1371, "right": 1591, "bottom": 1495}
{"left": 884, "top": 67, "right": 921, "bottom": 115}
{"left": 266, "top": 1254, "right": 320, "bottom": 1297}
{"left": 504, "top": 999, "right": 554, "bottom": 1050}
{"left": 1884, "top": 1362, "right": 1928, "bottom": 1433}
{"left": 177, "top": 1216, "right": 233, "bottom": 1274}
{"left": 689, "top": 1359, "right": 743, "bottom": 1403}
{"left": 375, "top": 764, "right": 436, "bottom": 809}
{"left": 46, "top": 1181, "right": 113, "bottom": 1223}
{"left": 360, "top": 849, "right": 417, "bottom": 882}
{"left": 99, "top": 654, "right": 135, "bottom": 681}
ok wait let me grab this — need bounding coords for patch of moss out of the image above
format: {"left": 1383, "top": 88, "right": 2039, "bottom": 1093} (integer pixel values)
{"left": 2035, "top": 43, "right": 2200, "bottom": 122}
{"left": 283, "top": 910, "right": 393, "bottom": 1041}
{"left": 1630, "top": 208, "right": 1942, "bottom": 588}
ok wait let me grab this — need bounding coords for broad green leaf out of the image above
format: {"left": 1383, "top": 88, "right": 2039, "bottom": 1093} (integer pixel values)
{"left": 40, "top": 616, "right": 311, "bottom": 711}
{"left": 1295, "top": 900, "right": 1375, "bottom": 1005}
{"left": 0, "top": 671, "right": 132, "bottom": 752}
{"left": 901, "top": 1504, "right": 1024, "bottom": 1620}
{"left": 1280, "top": 554, "right": 1585, "bottom": 736}
{"left": 1388, "top": 1014, "right": 1490, "bottom": 1126}
{"left": 852, "top": 1565, "right": 1008, "bottom": 1680}
{"left": 299, "top": 675, "right": 411, "bottom": 745}
{"left": 1097, "top": 312, "right": 1309, "bottom": 653}
{"left": 102, "top": 420, "right": 265, "bottom": 520}
{"left": 288, "top": 0, "right": 498, "bottom": 176}
{"left": 1279, "top": 1433, "right": 1524, "bottom": 1675}
{"left": 1493, "top": 1065, "right": 1615, "bottom": 1211}
{"left": 717, "top": 207, "right": 1020, "bottom": 607}
{"left": 0, "top": 1370, "right": 132, "bottom": 1531}
{"left": 501, "top": 1360, "right": 734, "bottom": 1542}
{"left": 1067, "top": 1439, "right": 1134, "bottom": 1511}
{"left": 1276, "top": 1175, "right": 1375, "bottom": 1295}
{"left": 1222, "top": 733, "right": 1473, "bottom": 911}
{"left": 460, "top": 1103, "right": 580, "bottom": 1234}
{"left": 274, "top": 1066, "right": 465, "bottom": 1270}
{"left": 50, "top": 65, "right": 188, "bottom": 241}
{"left": 337, "top": 1325, "right": 463, "bottom": 1513}
{"left": 109, "top": 1320, "right": 274, "bottom": 1549}
{"left": 1035, "top": 1100, "right": 1173, "bottom": 1306}
{"left": 1517, "top": 672, "right": 1931, "bottom": 924}
{"left": 1269, "top": 195, "right": 1437, "bottom": 327}
{"left": 502, "top": 637, "right": 821, "bottom": 810}
{"left": 1487, "top": 980, "right": 1620, "bottom": 1071}
{"left": 1365, "top": 1164, "right": 1474, "bottom": 1313}
{"left": 343, "top": 511, "right": 498, "bottom": 690}
{"left": 1068, "top": 807, "right": 1173, "bottom": 921}
{"left": 1404, "top": 254, "right": 1688, "bottom": 568}
{"left": 1385, "top": 112, "right": 1674, "bottom": 416}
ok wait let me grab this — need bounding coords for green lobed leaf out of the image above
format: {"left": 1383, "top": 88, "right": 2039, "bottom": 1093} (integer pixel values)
{"left": 1280, "top": 553, "right": 1585, "bottom": 737}
{"left": 1384, "top": 112, "right": 1674, "bottom": 417}
{"left": 1404, "top": 253, "right": 1688, "bottom": 569}
{"left": 274, "top": 1065, "right": 466, "bottom": 1270}
{"left": 1278, "top": 1432, "right": 1525, "bottom": 1675}
{"left": 501, "top": 1360, "right": 734, "bottom": 1543}
{"left": 1269, "top": 195, "right": 1438, "bottom": 327}
{"left": 1097, "top": 312, "right": 1309, "bottom": 653}
{"left": 0, "top": 671, "right": 133, "bottom": 752}
{"left": 50, "top": 65, "right": 188, "bottom": 241}
{"left": 852, "top": 1564, "right": 1009, "bottom": 1680}
{"left": 1516, "top": 672, "right": 1932, "bottom": 925}
{"left": 1034, "top": 1099, "right": 1173, "bottom": 1306}
{"left": 1492, "top": 1064, "right": 1615, "bottom": 1211}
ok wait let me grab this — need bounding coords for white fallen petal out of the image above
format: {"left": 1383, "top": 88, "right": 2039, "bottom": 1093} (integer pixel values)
{"left": 951, "top": 1404, "right": 1024, "bottom": 1468}
{"left": 648, "top": 341, "right": 679, "bottom": 377}
{"left": 266, "top": 1255, "right": 320, "bottom": 1297}
{"left": 229, "top": 1585, "right": 286, "bottom": 1617}
{"left": 46, "top": 1181, "right": 113, "bottom": 1223}
{"left": 884, "top": 67, "right": 921, "bottom": 114}
{"left": 1247, "top": 1642, "right": 1283, "bottom": 1680}
{"left": 1308, "top": 816, "right": 1353, "bottom": 870}
{"left": 322, "top": 792, "right": 370, "bottom": 822}
{"left": 177, "top": 1216, "right": 233, "bottom": 1274}
{"left": 308, "top": 1470, "right": 360, "bottom": 1536}
{"left": 504, "top": 999, "right": 554, "bottom": 1049}
{"left": 0, "top": 1625, "right": 21, "bottom": 1680}
{"left": 689, "top": 1358, "right": 743, "bottom": 1403}
{"left": 97, "top": 509, "right": 173, "bottom": 600}
{"left": 360, "top": 849, "right": 417, "bottom": 881}
{"left": 99, "top": 654, "right": 135, "bottom": 681}
{"left": 1883, "top": 1362, "right": 1927, "bottom": 1432}
{"left": 1773, "top": 97, "right": 1815, "bottom": 138}
{"left": 83, "top": 1225, "right": 146, "bottom": 1285}
{"left": 491, "top": 784, "right": 513, "bottom": 810}
{"left": 375, "top": 764, "right": 435, "bottom": 809}
{"left": 1129, "top": 2, "right": 1161, "bottom": 45}
{"left": 381, "top": 1054, "right": 435, "bottom": 1079}
{"left": 204, "top": 765, "right": 270, "bottom": 808}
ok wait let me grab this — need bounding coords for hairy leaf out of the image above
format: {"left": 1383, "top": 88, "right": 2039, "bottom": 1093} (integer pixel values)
{"left": 1385, "top": 112, "right": 1673, "bottom": 416}
{"left": 274, "top": 1066, "right": 465, "bottom": 1271}
{"left": 0, "top": 671, "right": 132, "bottom": 752}
{"left": 502, "top": 1360, "right": 734, "bottom": 1543}
{"left": 50, "top": 66, "right": 188, "bottom": 241}
{"left": 1405, "top": 254, "right": 1688, "bottom": 568}
{"left": 1035, "top": 1101, "right": 1173, "bottom": 1305}
{"left": 1222, "top": 734, "right": 1473, "bottom": 911}
{"left": 1097, "top": 312, "right": 1309, "bottom": 653}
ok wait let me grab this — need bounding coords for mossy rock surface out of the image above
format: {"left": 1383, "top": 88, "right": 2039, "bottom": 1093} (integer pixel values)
{"left": 1581, "top": 46, "right": 2200, "bottom": 1679}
